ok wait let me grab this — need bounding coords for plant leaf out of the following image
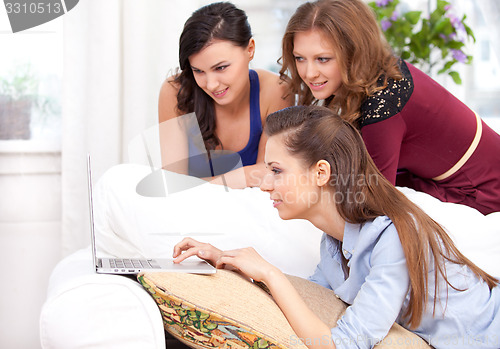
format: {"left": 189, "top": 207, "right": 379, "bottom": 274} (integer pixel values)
{"left": 448, "top": 71, "right": 462, "bottom": 85}
{"left": 437, "top": 60, "right": 456, "bottom": 74}
{"left": 404, "top": 11, "right": 421, "bottom": 25}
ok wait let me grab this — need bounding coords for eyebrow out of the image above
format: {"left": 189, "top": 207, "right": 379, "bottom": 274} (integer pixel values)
{"left": 211, "top": 61, "right": 228, "bottom": 69}
{"left": 292, "top": 51, "right": 332, "bottom": 56}
{"left": 190, "top": 61, "right": 229, "bottom": 71}
{"left": 266, "top": 161, "right": 279, "bottom": 167}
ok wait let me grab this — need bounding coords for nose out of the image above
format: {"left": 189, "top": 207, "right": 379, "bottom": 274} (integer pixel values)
{"left": 259, "top": 171, "right": 273, "bottom": 192}
{"left": 305, "top": 61, "right": 320, "bottom": 80}
{"left": 206, "top": 73, "right": 219, "bottom": 91}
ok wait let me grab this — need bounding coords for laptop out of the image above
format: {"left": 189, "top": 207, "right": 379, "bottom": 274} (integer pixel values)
{"left": 87, "top": 154, "right": 216, "bottom": 275}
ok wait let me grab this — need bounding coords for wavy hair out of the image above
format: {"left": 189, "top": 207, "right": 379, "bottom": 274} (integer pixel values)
{"left": 264, "top": 105, "right": 498, "bottom": 329}
{"left": 279, "top": 0, "right": 402, "bottom": 125}
{"left": 174, "top": 2, "right": 252, "bottom": 150}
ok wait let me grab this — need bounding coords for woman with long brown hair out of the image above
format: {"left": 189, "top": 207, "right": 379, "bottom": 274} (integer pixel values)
{"left": 279, "top": 0, "right": 500, "bottom": 215}
{"left": 159, "top": 2, "right": 292, "bottom": 188}
{"left": 173, "top": 105, "right": 499, "bottom": 349}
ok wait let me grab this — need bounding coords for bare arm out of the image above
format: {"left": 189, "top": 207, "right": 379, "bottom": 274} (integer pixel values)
{"left": 158, "top": 78, "right": 189, "bottom": 174}
{"left": 219, "top": 248, "right": 336, "bottom": 349}
{"left": 257, "top": 69, "right": 295, "bottom": 120}
{"left": 206, "top": 162, "right": 266, "bottom": 189}
{"left": 173, "top": 239, "right": 335, "bottom": 349}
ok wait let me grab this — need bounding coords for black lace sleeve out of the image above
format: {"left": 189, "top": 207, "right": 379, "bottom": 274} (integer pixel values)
{"left": 360, "top": 60, "right": 414, "bottom": 127}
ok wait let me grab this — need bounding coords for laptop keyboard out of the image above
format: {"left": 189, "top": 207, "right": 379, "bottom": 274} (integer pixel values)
{"left": 108, "top": 258, "right": 161, "bottom": 269}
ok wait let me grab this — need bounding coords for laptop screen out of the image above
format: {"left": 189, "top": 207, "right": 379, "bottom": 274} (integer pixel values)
{"left": 87, "top": 153, "right": 99, "bottom": 269}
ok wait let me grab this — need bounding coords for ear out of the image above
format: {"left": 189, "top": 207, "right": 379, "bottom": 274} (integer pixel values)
{"left": 314, "top": 160, "right": 331, "bottom": 187}
{"left": 247, "top": 38, "right": 255, "bottom": 61}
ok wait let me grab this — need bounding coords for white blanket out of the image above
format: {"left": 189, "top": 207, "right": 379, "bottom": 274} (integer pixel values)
{"left": 94, "top": 164, "right": 323, "bottom": 278}
{"left": 397, "top": 186, "right": 500, "bottom": 277}
{"left": 94, "top": 164, "right": 500, "bottom": 278}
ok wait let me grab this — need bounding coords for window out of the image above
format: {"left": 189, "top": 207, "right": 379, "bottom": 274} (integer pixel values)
{"left": 394, "top": 0, "right": 500, "bottom": 121}
{"left": 231, "top": 0, "right": 307, "bottom": 74}
{"left": 459, "top": 0, "right": 500, "bottom": 119}
{"left": 0, "top": 9, "right": 62, "bottom": 143}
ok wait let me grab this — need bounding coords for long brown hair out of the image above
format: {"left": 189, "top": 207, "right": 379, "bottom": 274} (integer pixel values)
{"left": 279, "top": 0, "right": 402, "bottom": 125}
{"left": 174, "top": 2, "right": 252, "bottom": 150}
{"left": 265, "top": 105, "right": 498, "bottom": 329}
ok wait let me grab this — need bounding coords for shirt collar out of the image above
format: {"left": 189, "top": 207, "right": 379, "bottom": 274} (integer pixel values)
{"left": 324, "top": 221, "right": 362, "bottom": 261}
{"left": 324, "top": 236, "right": 344, "bottom": 268}
{"left": 341, "top": 221, "right": 361, "bottom": 260}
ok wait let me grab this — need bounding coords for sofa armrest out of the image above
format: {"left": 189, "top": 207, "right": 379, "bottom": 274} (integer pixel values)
{"left": 40, "top": 248, "right": 166, "bottom": 349}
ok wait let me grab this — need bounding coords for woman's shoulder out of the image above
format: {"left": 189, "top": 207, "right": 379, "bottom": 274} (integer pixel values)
{"left": 159, "top": 75, "right": 180, "bottom": 96}
{"left": 359, "top": 216, "right": 395, "bottom": 240}
{"left": 254, "top": 69, "right": 293, "bottom": 115}
{"left": 359, "top": 61, "right": 414, "bottom": 128}
{"left": 361, "top": 216, "right": 406, "bottom": 261}
{"left": 254, "top": 69, "right": 282, "bottom": 89}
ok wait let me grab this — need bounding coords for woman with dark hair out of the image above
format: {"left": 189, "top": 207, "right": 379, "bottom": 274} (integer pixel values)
{"left": 279, "top": 0, "right": 500, "bottom": 214}
{"left": 159, "top": 2, "right": 292, "bottom": 188}
{"left": 173, "top": 105, "right": 500, "bottom": 349}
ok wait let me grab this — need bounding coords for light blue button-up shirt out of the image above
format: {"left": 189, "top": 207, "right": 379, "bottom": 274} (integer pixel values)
{"left": 308, "top": 216, "right": 500, "bottom": 349}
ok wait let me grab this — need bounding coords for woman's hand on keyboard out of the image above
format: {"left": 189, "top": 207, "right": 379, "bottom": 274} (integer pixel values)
{"left": 172, "top": 237, "right": 223, "bottom": 268}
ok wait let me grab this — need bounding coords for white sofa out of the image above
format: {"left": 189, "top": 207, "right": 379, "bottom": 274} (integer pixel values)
{"left": 39, "top": 164, "right": 500, "bottom": 348}
{"left": 40, "top": 247, "right": 168, "bottom": 349}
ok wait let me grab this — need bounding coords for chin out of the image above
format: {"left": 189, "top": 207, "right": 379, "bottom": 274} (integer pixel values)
{"left": 277, "top": 210, "right": 296, "bottom": 221}
{"left": 312, "top": 90, "right": 334, "bottom": 101}
{"left": 211, "top": 97, "right": 230, "bottom": 105}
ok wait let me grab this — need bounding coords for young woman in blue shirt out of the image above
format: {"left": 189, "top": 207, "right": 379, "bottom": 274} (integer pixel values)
{"left": 173, "top": 105, "right": 499, "bottom": 349}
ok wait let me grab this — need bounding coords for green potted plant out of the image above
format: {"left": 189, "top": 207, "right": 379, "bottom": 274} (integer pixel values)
{"left": 369, "top": 0, "right": 475, "bottom": 84}
{"left": 0, "top": 63, "right": 40, "bottom": 140}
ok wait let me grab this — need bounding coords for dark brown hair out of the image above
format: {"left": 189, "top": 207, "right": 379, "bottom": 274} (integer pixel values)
{"left": 174, "top": 2, "right": 252, "bottom": 150}
{"left": 279, "top": 0, "right": 402, "bottom": 125}
{"left": 265, "top": 105, "right": 498, "bottom": 329}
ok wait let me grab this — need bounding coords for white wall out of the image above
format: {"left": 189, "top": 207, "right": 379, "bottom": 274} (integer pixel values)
{"left": 0, "top": 144, "right": 61, "bottom": 349}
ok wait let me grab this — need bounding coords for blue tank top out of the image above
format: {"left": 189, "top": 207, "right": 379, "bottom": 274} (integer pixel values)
{"left": 187, "top": 69, "right": 262, "bottom": 177}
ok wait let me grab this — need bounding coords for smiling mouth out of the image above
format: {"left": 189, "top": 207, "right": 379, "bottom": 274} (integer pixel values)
{"left": 310, "top": 81, "right": 327, "bottom": 87}
{"left": 213, "top": 87, "right": 228, "bottom": 96}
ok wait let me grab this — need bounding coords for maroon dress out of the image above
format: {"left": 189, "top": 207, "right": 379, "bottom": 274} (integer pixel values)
{"left": 360, "top": 60, "right": 500, "bottom": 215}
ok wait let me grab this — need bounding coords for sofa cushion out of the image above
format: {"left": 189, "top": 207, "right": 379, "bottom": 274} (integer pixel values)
{"left": 138, "top": 270, "right": 430, "bottom": 349}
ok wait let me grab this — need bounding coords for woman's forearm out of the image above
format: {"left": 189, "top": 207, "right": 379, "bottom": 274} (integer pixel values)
{"left": 207, "top": 162, "right": 266, "bottom": 189}
{"left": 263, "top": 268, "right": 336, "bottom": 349}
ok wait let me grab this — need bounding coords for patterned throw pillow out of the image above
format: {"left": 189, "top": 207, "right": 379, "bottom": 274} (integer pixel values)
{"left": 138, "top": 270, "right": 430, "bottom": 349}
{"left": 138, "top": 270, "right": 306, "bottom": 349}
